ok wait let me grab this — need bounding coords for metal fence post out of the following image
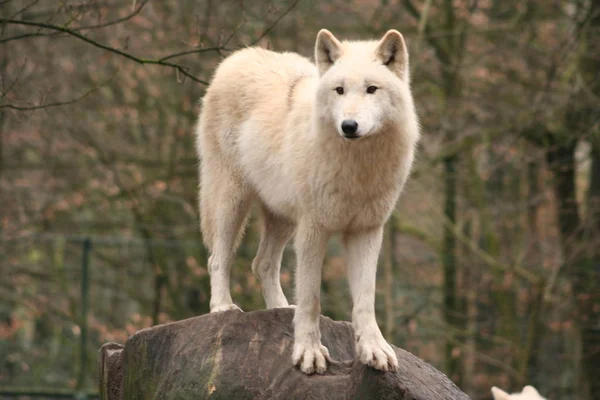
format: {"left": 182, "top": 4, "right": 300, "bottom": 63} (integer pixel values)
{"left": 76, "top": 238, "right": 92, "bottom": 391}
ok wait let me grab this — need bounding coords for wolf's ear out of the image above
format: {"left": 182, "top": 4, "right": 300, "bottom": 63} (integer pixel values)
{"left": 491, "top": 387, "right": 511, "bottom": 400}
{"left": 522, "top": 386, "right": 542, "bottom": 397}
{"left": 315, "top": 29, "right": 343, "bottom": 76}
{"left": 375, "top": 30, "right": 409, "bottom": 80}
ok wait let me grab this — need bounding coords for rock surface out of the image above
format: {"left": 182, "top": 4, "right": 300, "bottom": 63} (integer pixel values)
{"left": 98, "top": 308, "right": 470, "bottom": 400}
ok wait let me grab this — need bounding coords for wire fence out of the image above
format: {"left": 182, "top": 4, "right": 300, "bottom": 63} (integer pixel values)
{"left": 0, "top": 233, "right": 581, "bottom": 399}
{"left": 0, "top": 234, "right": 208, "bottom": 398}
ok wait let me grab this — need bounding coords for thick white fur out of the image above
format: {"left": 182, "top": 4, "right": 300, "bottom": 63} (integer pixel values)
{"left": 196, "top": 29, "right": 420, "bottom": 374}
{"left": 491, "top": 386, "right": 547, "bottom": 400}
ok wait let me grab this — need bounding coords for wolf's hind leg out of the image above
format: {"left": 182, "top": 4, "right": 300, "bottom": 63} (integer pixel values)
{"left": 202, "top": 163, "right": 252, "bottom": 313}
{"left": 252, "top": 205, "right": 295, "bottom": 309}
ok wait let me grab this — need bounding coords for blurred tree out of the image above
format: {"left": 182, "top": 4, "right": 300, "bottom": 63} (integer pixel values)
{"left": 1, "top": 1, "right": 598, "bottom": 398}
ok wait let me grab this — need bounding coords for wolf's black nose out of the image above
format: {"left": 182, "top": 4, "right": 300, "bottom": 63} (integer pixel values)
{"left": 341, "top": 120, "right": 358, "bottom": 135}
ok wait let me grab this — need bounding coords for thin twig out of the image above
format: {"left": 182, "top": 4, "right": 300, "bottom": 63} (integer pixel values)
{"left": 0, "top": 0, "right": 148, "bottom": 43}
{"left": 0, "top": 18, "right": 209, "bottom": 84}
{"left": 248, "top": 0, "right": 301, "bottom": 46}
{"left": 69, "top": 0, "right": 149, "bottom": 32}
{"left": 158, "top": 46, "right": 224, "bottom": 62}
{"left": 1, "top": 75, "right": 115, "bottom": 111}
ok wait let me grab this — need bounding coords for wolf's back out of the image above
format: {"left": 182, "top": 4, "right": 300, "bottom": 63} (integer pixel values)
{"left": 202, "top": 47, "right": 316, "bottom": 114}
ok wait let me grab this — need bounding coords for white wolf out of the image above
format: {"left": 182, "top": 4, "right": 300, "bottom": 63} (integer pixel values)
{"left": 491, "top": 386, "right": 547, "bottom": 400}
{"left": 196, "top": 29, "right": 420, "bottom": 374}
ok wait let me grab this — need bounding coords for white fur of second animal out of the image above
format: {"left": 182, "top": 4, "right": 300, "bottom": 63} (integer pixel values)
{"left": 491, "top": 385, "right": 547, "bottom": 400}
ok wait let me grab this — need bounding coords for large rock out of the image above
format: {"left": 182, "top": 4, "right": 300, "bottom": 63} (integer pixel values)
{"left": 98, "top": 308, "right": 470, "bottom": 400}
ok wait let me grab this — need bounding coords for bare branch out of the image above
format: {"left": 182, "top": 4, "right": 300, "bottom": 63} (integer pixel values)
{"left": 0, "top": 75, "right": 115, "bottom": 111}
{"left": 402, "top": 0, "right": 421, "bottom": 20}
{"left": 0, "top": 0, "right": 148, "bottom": 43}
{"left": 157, "top": 46, "right": 225, "bottom": 62}
{"left": 401, "top": 0, "right": 450, "bottom": 66}
{"left": 0, "top": 18, "right": 209, "bottom": 84}
{"left": 67, "top": 0, "right": 149, "bottom": 32}
{"left": 1, "top": 0, "right": 299, "bottom": 83}
{"left": 8, "top": 0, "right": 41, "bottom": 21}
{"left": 156, "top": 20, "right": 246, "bottom": 63}
{"left": 248, "top": 0, "right": 302, "bottom": 46}
{"left": 0, "top": 31, "right": 46, "bottom": 43}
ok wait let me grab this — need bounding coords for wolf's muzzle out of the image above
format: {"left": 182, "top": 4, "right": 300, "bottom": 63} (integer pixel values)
{"left": 341, "top": 120, "right": 358, "bottom": 136}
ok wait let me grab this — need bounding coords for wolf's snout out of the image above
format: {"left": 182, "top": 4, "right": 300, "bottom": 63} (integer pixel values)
{"left": 341, "top": 120, "right": 359, "bottom": 137}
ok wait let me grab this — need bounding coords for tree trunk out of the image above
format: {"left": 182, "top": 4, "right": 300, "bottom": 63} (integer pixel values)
{"left": 442, "top": 154, "right": 463, "bottom": 385}
{"left": 98, "top": 309, "right": 471, "bottom": 400}
{"left": 576, "top": 2, "right": 600, "bottom": 394}
{"left": 584, "top": 146, "right": 600, "bottom": 400}
{"left": 546, "top": 140, "right": 600, "bottom": 400}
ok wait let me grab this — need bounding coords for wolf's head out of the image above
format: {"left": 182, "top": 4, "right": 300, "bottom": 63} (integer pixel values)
{"left": 314, "top": 29, "right": 413, "bottom": 141}
{"left": 491, "top": 385, "right": 547, "bottom": 400}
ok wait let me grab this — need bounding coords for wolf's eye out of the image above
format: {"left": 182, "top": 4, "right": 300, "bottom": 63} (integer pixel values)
{"left": 366, "top": 86, "right": 378, "bottom": 94}
{"left": 335, "top": 87, "right": 344, "bottom": 95}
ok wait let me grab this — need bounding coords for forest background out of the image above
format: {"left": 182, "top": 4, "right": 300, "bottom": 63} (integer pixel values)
{"left": 1, "top": 1, "right": 599, "bottom": 399}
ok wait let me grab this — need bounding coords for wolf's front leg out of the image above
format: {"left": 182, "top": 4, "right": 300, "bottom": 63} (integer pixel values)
{"left": 292, "top": 219, "right": 331, "bottom": 374}
{"left": 344, "top": 226, "right": 398, "bottom": 372}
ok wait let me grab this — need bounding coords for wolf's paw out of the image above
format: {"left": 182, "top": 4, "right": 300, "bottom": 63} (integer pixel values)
{"left": 356, "top": 334, "right": 398, "bottom": 372}
{"left": 292, "top": 342, "right": 330, "bottom": 374}
{"left": 210, "top": 303, "right": 243, "bottom": 313}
